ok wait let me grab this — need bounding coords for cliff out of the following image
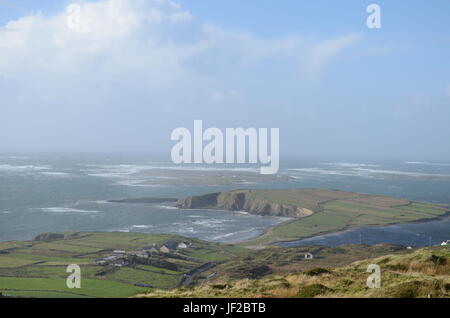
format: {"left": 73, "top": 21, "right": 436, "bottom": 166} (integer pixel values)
{"left": 175, "top": 190, "right": 313, "bottom": 218}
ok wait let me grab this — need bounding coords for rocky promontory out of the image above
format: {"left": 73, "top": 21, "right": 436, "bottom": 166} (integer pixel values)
{"left": 175, "top": 190, "right": 313, "bottom": 217}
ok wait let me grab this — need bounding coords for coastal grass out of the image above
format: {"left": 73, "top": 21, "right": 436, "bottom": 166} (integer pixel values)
{"left": 196, "top": 244, "right": 407, "bottom": 281}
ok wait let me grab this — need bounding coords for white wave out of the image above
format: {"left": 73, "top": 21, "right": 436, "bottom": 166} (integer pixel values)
{"left": 154, "top": 176, "right": 178, "bottom": 180}
{"left": 38, "top": 207, "right": 101, "bottom": 214}
{"left": 289, "top": 167, "right": 366, "bottom": 177}
{"left": 232, "top": 211, "right": 250, "bottom": 215}
{"left": 165, "top": 166, "right": 259, "bottom": 173}
{"left": 210, "top": 227, "right": 258, "bottom": 241}
{"left": 84, "top": 164, "right": 145, "bottom": 178}
{"left": 289, "top": 167, "right": 449, "bottom": 179}
{"left": 323, "top": 162, "right": 379, "bottom": 168}
{"left": 92, "top": 200, "right": 109, "bottom": 204}
{"left": 1, "top": 210, "right": 12, "bottom": 214}
{"left": 115, "top": 180, "right": 161, "bottom": 187}
{"left": 154, "top": 205, "right": 178, "bottom": 210}
{"left": 40, "top": 171, "right": 72, "bottom": 177}
{"left": 191, "top": 219, "right": 228, "bottom": 227}
{"left": 132, "top": 224, "right": 154, "bottom": 229}
{"left": 354, "top": 167, "right": 449, "bottom": 178}
{"left": 82, "top": 163, "right": 260, "bottom": 176}
{"left": 210, "top": 232, "right": 236, "bottom": 240}
{"left": 105, "top": 228, "right": 131, "bottom": 233}
{"left": 405, "top": 161, "right": 450, "bottom": 167}
{"left": 88, "top": 172, "right": 126, "bottom": 178}
{"left": 0, "top": 164, "right": 49, "bottom": 172}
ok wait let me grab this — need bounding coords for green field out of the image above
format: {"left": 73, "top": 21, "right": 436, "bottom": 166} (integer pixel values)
{"left": 0, "top": 232, "right": 245, "bottom": 298}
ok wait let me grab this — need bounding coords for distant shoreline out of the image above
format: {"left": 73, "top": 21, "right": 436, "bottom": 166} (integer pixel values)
{"left": 242, "top": 210, "right": 450, "bottom": 247}
{"left": 108, "top": 197, "right": 178, "bottom": 204}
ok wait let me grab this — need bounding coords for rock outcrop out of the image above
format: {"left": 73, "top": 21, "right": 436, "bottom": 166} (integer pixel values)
{"left": 176, "top": 190, "right": 313, "bottom": 218}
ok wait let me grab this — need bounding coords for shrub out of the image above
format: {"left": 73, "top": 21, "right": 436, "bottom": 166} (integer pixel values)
{"left": 296, "top": 284, "right": 333, "bottom": 298}
{"left": 304, "top": 268, "right": 331, "bottom": 276}
{"left": 211, "top": 284, "right": 231, "bottom": 290}
{"left": 389, "top": 281, "right": 421, "bottom": 298}
{"left": 428, "top": 255, "right": 447, "bottom": 266}
{"left": 336, "top": 279, "right": 354, "bottom": 288}
{"left": 386, "top": 264, "right": 408, "bottom": 271}
{"left": 266, "top": 278, "right": 290, "bottom": 288}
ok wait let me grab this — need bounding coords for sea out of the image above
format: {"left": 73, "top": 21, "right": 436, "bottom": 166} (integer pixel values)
{"left": 0, "top": 153, "right": 449, "bottom": 246}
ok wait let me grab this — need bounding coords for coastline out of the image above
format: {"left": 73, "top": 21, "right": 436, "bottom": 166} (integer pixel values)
{"left": 237, "top": 209, "right": 450, "bottom": 247}
{"left": 1, "top": 199, "right": 448, "bottom": 246}
{"left": 168, "top": 196, "right": 450, "bottom": 246}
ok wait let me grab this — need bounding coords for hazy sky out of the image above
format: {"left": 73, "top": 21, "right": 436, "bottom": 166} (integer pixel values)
{"left": 0, "top": 0, "right": 449, "bottom": 159}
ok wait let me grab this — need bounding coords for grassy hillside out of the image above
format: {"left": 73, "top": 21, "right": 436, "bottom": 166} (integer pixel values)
{"left": 137, "top": 246, "right": 450, "bottom": 298}
{"left": 0, "top": 232, "right": 247, "bottom": 298}
{"left": 1, "top": 230, "right": 448, "bottom": 298}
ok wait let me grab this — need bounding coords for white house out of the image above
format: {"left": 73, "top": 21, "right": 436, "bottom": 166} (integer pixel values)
{"left": 177, "top": 242, "right": 188, "bottom": 249}
{"left": 304, "top": 253, "right": 314, "bottom": 260}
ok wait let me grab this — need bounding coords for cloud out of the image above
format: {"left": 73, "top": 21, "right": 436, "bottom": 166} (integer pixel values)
{"left": 0, "top": 0, "right": 360, "bottom": 151}
{"left": 304, "top": 33, "right": 361, "bottom": 79}
{"left": 0, "top": 0, "right": 358, "bottom": 81}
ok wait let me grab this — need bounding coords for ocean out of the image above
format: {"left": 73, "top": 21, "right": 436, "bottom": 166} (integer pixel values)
{"left": 1, "top": 153, "right": 449, "bottom": 246}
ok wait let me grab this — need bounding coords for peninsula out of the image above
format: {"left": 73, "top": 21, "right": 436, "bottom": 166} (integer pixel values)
{"left": 175, "top": 189, "right": 450, "bottom": 247}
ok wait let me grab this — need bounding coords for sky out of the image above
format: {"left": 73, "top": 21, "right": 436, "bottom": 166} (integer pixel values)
{"left": 0, "top": 0, "right": 449, "bottom": 159}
